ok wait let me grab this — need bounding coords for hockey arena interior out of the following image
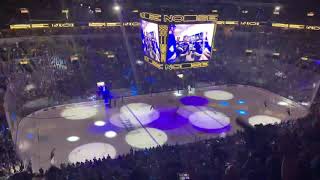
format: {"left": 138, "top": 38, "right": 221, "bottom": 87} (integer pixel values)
{"left": 0, "top": 0, "right": 320, "bottom": 179}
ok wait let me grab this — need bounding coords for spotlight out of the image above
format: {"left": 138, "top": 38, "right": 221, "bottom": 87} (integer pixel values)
{"left": 275, "top": 6, "right": 281, "bottom": 11}
{"left": 67, "top": 136, "right": 80, "bottom": 142}
{"left": 113, "top": 5, "right": 121, "bottom": 12}
{"left": 97, "top": 81, "right": 105, "bottom": 87}
{"left": 104, "top": 131, "right": 117, "bottom": 138}
{"left": 136, "top": 60, "right": 144, "bottom": 65}
{"left": 177, "top": 73, "right": 184, "bottom": 79}
{"left": 307, "top": 12, "right": 315, "bottom": 17}
{"left": 94, "top": 121, "right": 106, "bottom": 127}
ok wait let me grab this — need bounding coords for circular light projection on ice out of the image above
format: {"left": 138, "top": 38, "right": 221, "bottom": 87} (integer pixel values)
{"left": 104, "top": 131, "right": 117, "bottom": 138}
{"left": 204, "top": 90, "right": 234, "bottom": 100}
{"left": 125, "top": 128, "right": 167, "bottom": 149}
{"left": 94, "top": 121, "right": 106, "bottom": 127}
{"left": 189, "top": 109, "right": 230, "bottom": 130}
{"left": 61, "top": 105, "right": 98, "bottom": 120}
{"left": 66, "top": 136, "right": 80, "bottom": 142}
{"left": 110, "top": 103, "right": 159, "bottom": 128}
{"left": 68, "top": 142, "right": 116, "bottom": 163}
{"left": 248, "top": 115, "right": 281, "bottom": 126}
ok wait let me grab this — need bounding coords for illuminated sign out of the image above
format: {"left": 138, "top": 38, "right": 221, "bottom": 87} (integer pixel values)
{"left": 10, "top": 24, "right": 31, "bottom": 29}
{"left": 8, "top": 20, "right": 320, "bottom": 31}
{"left": 106, "top": 22, "right": 122, "bottom": 27}
{"left": 165, "top": 62, "right": 209, "bottom": 70}
{"left": 163, "top": 15, "right": 218, "bottom": 23}
{"left": 88, "top": 22, "right": 139, "bottom": 27}
{"left": 288, "top": 24, "right": 305, "bottom": 29}
{"left": 20, "top": 8, "right": 29, "bottom": 14}
{"left": 217, "top": 21, "right": 225, "bottom": 25}
{"left": 51, "top": 23, "right": 74, "bottom": 28}
{"left": 225, "top": 21, "right": 239, "bottom": 25}
{"left": 140, "top": 12, "right": 218, "bottom": 23}
{"left": 158, "top": 25, "right": 168, "bottom": 63}
{"left": 10, "top": 23, "right": 74, "bottom": 29}
{"left": 305, "top": 26, "right": 320, "bottom": 31}
{"left": 123, "top": 22, "right": 140, "bottom": 27}
{"left": 272, "top": 23, "right": 289, "bottom": 28}
{"left": 89, "top": 22, "right": 107, "bottom": 27}
{"left": 140, "top": 12, "right": 162, "bottom": 22}
{"left": 31, "top": 24, "right": 50, "bottom": 28}
{"left": 240, "top": 21, "right": 260, "bottom": 26}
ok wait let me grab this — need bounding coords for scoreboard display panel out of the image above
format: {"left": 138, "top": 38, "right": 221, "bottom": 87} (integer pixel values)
{"left": 140, "top": 12, "right": 218, "bottom": 70}
{"left": 166, "top": 23, "right": 215, "bottom": 64}
{"left": 141, "top": 20, "right": 161, "bottom": 62}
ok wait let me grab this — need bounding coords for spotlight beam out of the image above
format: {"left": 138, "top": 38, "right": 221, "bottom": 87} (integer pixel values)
{"left": 113, "top": 1, "right": 140, "bottom": 89}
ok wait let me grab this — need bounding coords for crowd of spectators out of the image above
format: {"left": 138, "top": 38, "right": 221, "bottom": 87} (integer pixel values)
{"left": 0, "top": 78, "right": 20, "bottom": 178}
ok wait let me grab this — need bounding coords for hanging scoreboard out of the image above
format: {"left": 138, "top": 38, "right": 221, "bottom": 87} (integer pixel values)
{"left": 140, "top": 12, "right": 218, "bottom": 70}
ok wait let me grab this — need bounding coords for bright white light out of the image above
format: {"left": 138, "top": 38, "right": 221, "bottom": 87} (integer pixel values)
{"left": 104, "top": 131, "right": 117, "bottom": 138}
{"left": 275, "top": 6, "right": 280, "bottom": 11}
{"left": 248, "top": 115, "right": 281, "bottom": 126}
{"left": 277, "top": 101, "right": 289, "bottom": 106}
{"left": 177, "top": 73, "right": 184, "bottom": 79}
{"left": 136, "top": 60, "right": 144, "bottom": 65}
{"left": 174, "top": 90, "right": 183, "bottom": 97}
{"left": 67, "top": 136, "right": 80, "bottom": 142}
{"left": 301, "top": 102, "right": 310, "bottom": 106}
{"left": 113, "top": 5, "right": 121, "bottom": 11}
{"left": 97, "top": 81, "right": 105, "bottom": 87}
{"left": 25, "top": 84, "right": 35, "bottom": 91}
{"left": 61, "top": 106, "right": 98, "bottom": 120}
{"left": 68, "top": 143, "right": 116, "bottom": 163}
{"left": 94, "top": 121, "right": 106, "bottom": 127}
{"left": 125, "top": 128, "right": 167, "bottom": 149}
{"left": 204, "top": 90, "right": 234, "bottom": 100}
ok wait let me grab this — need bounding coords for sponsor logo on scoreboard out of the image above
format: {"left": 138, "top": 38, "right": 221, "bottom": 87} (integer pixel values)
{"left": 140, "top": 12, "right": 218, "bottom": 23}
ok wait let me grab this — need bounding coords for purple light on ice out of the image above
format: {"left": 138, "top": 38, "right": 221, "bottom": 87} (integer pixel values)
{"left": 148, "top": 108, "right": 189, "bottom": 130}
{"left": 180, "top": 96, "right": 209, "bottom": 106}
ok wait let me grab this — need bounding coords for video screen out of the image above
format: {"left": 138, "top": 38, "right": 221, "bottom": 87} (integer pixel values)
{"left": 140, "top": 20, "right": 161, "bottom": 62}
{"left": 166, "top": 24, "right": 215, "bottom": 64}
